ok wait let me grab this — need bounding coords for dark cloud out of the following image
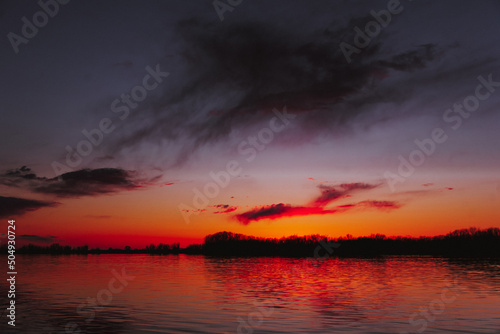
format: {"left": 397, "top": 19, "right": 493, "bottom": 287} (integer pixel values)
{"left": 236, "top": 203, "right": 339, "bottom": 225}
{"left": 0, "top": 196, "right": 58, "bottom": 218}
{"left": 108, "top": 17, "right": 439, "bottom": 166}
{"left": 0, "top": 166, "right": 145, "bottom": 198}
{"left": 212, "top": 204, "right": 238, "bottom": 214}
{"left": 235, "top": 182, "right": 399, "bottom": 224}
{"left": 312, "top": 183, "right": 379, "bottom": 206}
{"left": 17, "top": 235, "right": 59, "bottom": 244}
{"left": 377, "top": 44, "right": 438, "bottom": 72}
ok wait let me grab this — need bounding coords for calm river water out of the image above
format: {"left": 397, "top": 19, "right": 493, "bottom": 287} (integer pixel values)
{"left": 0, "top": 255, "right": 499, "bottom": 333}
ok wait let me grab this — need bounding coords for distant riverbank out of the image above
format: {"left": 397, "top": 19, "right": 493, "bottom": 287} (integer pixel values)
{"left": 4, "top": 227, "right": 499, "bottom": 258}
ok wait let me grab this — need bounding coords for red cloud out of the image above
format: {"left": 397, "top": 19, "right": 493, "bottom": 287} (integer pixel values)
{"left": 234, "top": 183, "right": 399, "bottom": 225}
{"left": 235, "top": 203, "right": 339, "bottom": 225}
{"left": 311, "top": 183, "right": 378, "bottom": 207}
{"left": 212, "top": 204, "right": 239, "bottom": 214}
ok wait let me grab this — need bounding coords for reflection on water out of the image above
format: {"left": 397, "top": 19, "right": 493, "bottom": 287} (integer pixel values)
{"left": 0, "top": 255, "right": 499, "bottom": 333}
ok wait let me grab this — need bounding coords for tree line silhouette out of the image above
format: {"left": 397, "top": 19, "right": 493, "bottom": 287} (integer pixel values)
{"left": 200, "top": 227, "right": 500, "bottom": 257}
{"left": 2, "top": 227, "right": 499, "bottom": 257}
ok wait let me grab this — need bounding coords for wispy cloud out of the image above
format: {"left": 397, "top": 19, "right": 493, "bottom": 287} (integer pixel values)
{"left": 212, "top": 204, "right": 238, "bottom": 214}
{"left": 17, "top": 234, "right": 59, "bottom": 244}
{"left": 311, "top": 183, "right": 378, "bottom": 207}
{"left": 103, "top": 17, "right": 441, "bottom": 168}
{"left": 235, "top": 182, "right": 399, "bottom": 225}
{"left": 0, "top": 166, "right": 148, "bottom": 198}
{"left": 236, "top": 204, "right": 339, "bottom": 225}
{"left": 0, "top": 196, "right": 59, "bottom": 218}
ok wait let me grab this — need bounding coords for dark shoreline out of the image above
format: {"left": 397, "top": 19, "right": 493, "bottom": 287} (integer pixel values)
{"left": 3, "top": 227, "right": 500, "bottom": 258}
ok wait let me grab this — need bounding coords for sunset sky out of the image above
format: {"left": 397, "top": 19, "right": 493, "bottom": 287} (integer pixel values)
{"left": 1, "top": 0, "right": 499, "bottom": 248}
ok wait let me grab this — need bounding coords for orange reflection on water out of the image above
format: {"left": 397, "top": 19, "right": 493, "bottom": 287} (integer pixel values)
{"left": 3, "top": 254, "right": 499, "bottom": 333}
